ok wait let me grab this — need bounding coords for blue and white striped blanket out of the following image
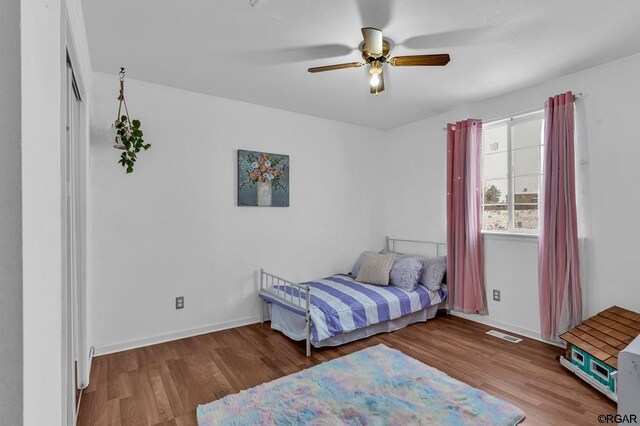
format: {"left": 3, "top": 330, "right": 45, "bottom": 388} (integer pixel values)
{"left": 259, "top": 274, "right": 447, "bottom": 344}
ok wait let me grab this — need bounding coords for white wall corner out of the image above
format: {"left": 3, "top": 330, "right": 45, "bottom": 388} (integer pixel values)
{"left": 66, "top": 0, "right": 95, "bottom": 389}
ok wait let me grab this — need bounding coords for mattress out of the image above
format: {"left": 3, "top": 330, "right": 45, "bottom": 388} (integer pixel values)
{"left": 259, "top": 274, "right": 447, "bottom": 344}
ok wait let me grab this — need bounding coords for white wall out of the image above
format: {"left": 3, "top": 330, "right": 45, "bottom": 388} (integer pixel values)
{"left": 384, "top": 52, "right": 640, "bottom": 339}
{"left": 0, "top": 0, "right": 23, "bottom": 423}
{"left": 21, "top": 0, "right": 65, "bottom": 424}
{"left": 87, "top": 46, "right": 640, "bottom": 353}
{"left": 89, "top": 73, "right": 386, "bottom": 354}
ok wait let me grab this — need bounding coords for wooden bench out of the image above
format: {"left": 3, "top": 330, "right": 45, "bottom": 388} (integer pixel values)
{"left": 559, "top": 306, "right": 640, "bottom": 402}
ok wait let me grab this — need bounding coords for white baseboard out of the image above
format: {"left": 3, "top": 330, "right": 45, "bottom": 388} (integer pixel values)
{"left": 81, "top": 346, "right": 94, "bottom": 389}
{"left": 93, "top": 316, "right": 262, "bottom": 356}
{"left": 449, "top": 312, "right": 565, "bottom": 348}
{"left": 92, "top": 312, "right": 563, "bottom": 357}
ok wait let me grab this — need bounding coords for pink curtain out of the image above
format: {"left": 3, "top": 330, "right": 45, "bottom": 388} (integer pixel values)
{"left": 539, "top": 91, "right": 582, "bottom": 341}
{"left": 446, "top": 119, "right": 487, "bottom": 314}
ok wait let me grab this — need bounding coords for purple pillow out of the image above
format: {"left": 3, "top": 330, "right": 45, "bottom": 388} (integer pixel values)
{"left": 420, "top": 256, "right": 447, "bottom": 291}
{"left": 389, "top": 257, "right": 423, "bottom": 291}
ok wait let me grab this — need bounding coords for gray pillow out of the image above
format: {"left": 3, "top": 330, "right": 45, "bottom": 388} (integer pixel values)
{"left": 420, "top": 256, "right": 447, "bottom": 291}
{"left": 351, "top": 250, "right": 376, "bottom": 276}
{"left": 356, "top": 253, "right": 395, "bottom": 286}
{"left": 390, "top": 256, "right": 423, "bottom": 291}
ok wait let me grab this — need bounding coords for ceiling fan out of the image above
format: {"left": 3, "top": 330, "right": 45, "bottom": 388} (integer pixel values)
{"left": 308, "top": 27, "right": 450, "bottom": 95}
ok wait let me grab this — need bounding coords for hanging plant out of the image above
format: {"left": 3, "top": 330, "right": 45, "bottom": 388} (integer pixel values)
{"left": 112, "top": 68, "right": 151, "bottom": 173}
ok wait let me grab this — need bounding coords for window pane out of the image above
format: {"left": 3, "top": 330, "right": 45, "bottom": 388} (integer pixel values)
{"left": 483, "top": 179, "right": 508, "bottom": 204}
{"left": 513, "top": 147, "right": 540, "bottom": 176}
{"left": 514, "top": 205, "right": 538, "bottom": 230}
{"left": 513, "top": 175, "right": 539, "bottom": 199}
{"left": 483, "top": 151, "right": 508, "bottom": 180}
{"left": 483, "top": 206, "right": 508, "bottom": 231}
{"left": 483, "top": 125, "right": 507, "bottom": 154}
{"left": 512, "top": 118, "right": 543, "bottom": 149}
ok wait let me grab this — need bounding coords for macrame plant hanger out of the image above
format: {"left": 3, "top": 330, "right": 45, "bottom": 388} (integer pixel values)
{"left": 111, "top": 67, "right": 150, "bottom": 173}
{"left": 114, "top": 67, "right": 131, "bottom": 150}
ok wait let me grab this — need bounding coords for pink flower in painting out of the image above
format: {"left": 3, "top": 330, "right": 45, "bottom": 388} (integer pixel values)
{"left": 241, "top": 151, "right": 287, "bottom": 195}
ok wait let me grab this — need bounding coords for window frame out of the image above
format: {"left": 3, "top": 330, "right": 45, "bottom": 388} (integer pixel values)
{"left": 571, "top": 347, "right": 585, "bottom": 366}
{"left": 481, "top": 110, "right": 545, "bottom": 235}
{"left": 590, "top": 359, "right": 610, "bottom": 382}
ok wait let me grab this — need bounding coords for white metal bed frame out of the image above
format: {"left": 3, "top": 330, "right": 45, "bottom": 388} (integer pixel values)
{"left": 259, "top": 237, "right": 447, "bottom": 357}
{"left": 385, "top": 236, "right": 447, "bottom": 258}
{"left": 259, "top": 269, "right": 313, "bottom": 356}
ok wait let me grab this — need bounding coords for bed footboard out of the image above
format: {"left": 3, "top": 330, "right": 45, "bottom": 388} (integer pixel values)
{"left": 259, "top": 269, "right": 312, "bottom": 357}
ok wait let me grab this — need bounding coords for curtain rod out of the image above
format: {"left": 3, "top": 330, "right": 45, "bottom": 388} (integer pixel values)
{"left": 441, "top": 92, "right": 583, "bottom": 131}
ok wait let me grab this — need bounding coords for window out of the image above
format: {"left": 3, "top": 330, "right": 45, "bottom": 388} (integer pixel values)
{"left": 590, "top": 359, "right": 610, "bottom": 382}
{"left": 482, "top": 111, "right": 544, "bottom": 233}
{"left": 571, "top": 348, "right": 585, "bottom": 366}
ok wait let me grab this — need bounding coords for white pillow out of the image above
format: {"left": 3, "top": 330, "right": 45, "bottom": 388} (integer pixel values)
{"left": 356, "top": 253, "right": 395, "bottom": 286}
{"left": 351, "top": 250, "right": 376, "bottom": 276}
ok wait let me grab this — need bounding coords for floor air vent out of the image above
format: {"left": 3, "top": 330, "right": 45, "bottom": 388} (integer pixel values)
{"left": 486, "top": 330, "right": 523, "bottom": 343}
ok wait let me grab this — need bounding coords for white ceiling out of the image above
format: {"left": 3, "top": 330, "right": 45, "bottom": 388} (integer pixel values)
{"left": 82, "top": 0, "right": 640, "bottom": 130}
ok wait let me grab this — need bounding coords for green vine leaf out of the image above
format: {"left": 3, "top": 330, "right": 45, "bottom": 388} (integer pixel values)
{"left": 114, "top": 116, "right": 149, "bottom": 174}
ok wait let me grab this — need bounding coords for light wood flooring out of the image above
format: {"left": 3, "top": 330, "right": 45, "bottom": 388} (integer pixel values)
{"left": 77, "top": 314, "right": 615, "bottom": 425}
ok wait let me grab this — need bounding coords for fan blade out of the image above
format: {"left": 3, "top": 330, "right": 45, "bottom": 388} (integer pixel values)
{"left": 356, "top": 0, "right": 392, "bottom": 30}
{"left": 307, "top": 62, "right": 364, "bottom": 73}
{"left": 402, "top": 27, "right": 491, "bottom": 50}
{"left": 389, "top": 54, "right": 450, "bottom": 67}
{"left": 229, "top": 44, "right": 354, "bottom": 65}
{"left": 361, "top": 27, "right": 383, "bottom": 57}
{"left": 370, "top": 69, "right": 384, "bottom": 95}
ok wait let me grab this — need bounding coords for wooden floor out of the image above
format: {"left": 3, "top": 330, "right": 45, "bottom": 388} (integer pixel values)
{"left": 78, "top": 315, "right": 615, "bottom": 425}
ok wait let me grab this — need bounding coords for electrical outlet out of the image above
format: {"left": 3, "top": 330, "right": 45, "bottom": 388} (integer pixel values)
{"left": 175, "top": 296, "right": 184, "bottom": 309}
{"left": 492, "top": 289, "right": 501, "bottom": 302}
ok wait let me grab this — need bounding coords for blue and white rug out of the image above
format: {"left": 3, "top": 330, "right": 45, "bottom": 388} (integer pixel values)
{"left": 197, "top": 344, "right": 524, "bottom": 425}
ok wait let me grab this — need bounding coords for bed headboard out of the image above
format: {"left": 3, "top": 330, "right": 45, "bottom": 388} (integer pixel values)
{"left": 386, "top": 237, "right": 447, "bottom": 258}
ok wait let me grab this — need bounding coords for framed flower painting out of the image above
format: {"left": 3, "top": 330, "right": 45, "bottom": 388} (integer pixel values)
{"left": 237, "top": 150, "right": 289, "bottom": 207}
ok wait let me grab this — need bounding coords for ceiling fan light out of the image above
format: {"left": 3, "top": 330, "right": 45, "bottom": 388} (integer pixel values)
{"left": 368, "top": 60, "right": 383, "bottom": 90}
{"left": 370, "top": 73, "right": 380, "bottom": 87}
